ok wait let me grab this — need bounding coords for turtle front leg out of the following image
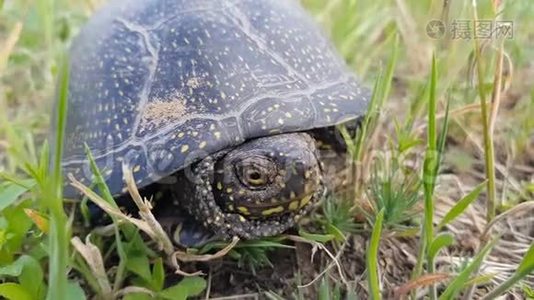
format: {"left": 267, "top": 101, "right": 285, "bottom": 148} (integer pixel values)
{"left": 158, "top": 213, "right": 217, "bottom": 248}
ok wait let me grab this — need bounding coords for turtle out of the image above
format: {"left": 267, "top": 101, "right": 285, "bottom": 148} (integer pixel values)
{"left": 55, "top": 0, "right": 370, "bottom": 246}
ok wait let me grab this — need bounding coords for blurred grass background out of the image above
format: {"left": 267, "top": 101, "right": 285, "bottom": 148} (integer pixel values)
{"left": 1, "top": 0, "right": 534, "bottom": 299}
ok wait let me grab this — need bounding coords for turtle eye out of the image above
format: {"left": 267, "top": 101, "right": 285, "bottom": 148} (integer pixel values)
{"left": 244, "top": 167, "right": 267, "bottom": 186}
{"left": 236, "top": 157, "right": 276, "bottom": 189}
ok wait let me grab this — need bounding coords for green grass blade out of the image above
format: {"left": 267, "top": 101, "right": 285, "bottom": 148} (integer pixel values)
{"left": 438, "top": 238, "right": 497, "bottom": 300}
{"left": 0, "top": 180, "right": 36, "bottom": 212}
{"left": 352, "top": 73, "right": 382, "bottom": 161}
{"left": 299, "top": 230, "right": 336, "bottom": 244}
{"left": 471, "top": 2, "right": 497, "bottom": 222}
{"left": 45, "top": 55, "right": 70, "bottom": 300}
{"left": 428, "top": 232, "right": 454, "bottom": 300}
{"left": 437, "top": 181, "right": 486, "bottom": 230}
{"left": 354, "top": 35, "right": 398, "bottom": 162}
{"left": 417, "top": 54, "right": 442, "bottom": 300}
{"left": 434, "top": 93, "right": 450, "bottom": 184}
{"left": 38, "top": 141, "right": 50, "bottom": 182}
{"left": 413, "top": 54, "right": 439, "bottom": 283}
{"left": 158, "top": 276, "right": 206, "bottom": 300}
{"left": 481, "top": 243, "right": 534, "bottom": 299}
{"left": 376, "top": 34, "right": 399, "bottom": 111}
{"left": 52, "top": 62, "right": 69, "bottom": 202}
{"left": 83, "top": 145, "right": 129, "bottom": 293}
{"left": 428, "top": 233, "right": 454, "bottom": 263}
{"left": 84, "top": 144, "right": 117, "bottom": 207}
{"left": 0, "top": 283, "right": 33, "bottom": 300}
{"left": 516, "top": 243, "right": 534, "bottom": 274}
{"left": 367, "top": 209, "right": 384, "bottom": 300}
{"left": 319, "top": 277, "right": 331, "bottom": 300}
{"left": 423, "top": 54, "right": 438, "bottom": 248}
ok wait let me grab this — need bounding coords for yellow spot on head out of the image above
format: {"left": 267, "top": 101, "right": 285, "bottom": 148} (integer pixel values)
{"left": 238, "top": 206, "right": 250, "bottom": 215}
{"left": 180, "top": 145, "right": 189, "bottom": 153}
{"left": 289, "top": 201, "right": 299, "bottom": 211}
{"left": 299, "top": 195, "right": 313, "bottom": 208}
{"left": 262, "top": 206, "right": 285, "bottom": 216}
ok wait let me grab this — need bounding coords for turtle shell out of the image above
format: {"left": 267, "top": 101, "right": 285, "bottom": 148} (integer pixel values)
{"left": 57, "top": 0, "right": 370, "bottom": 198}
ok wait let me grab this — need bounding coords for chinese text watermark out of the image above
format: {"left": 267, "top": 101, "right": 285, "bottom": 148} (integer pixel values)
{"left": 426, "top": 19, "right": 514, "bottom": 40}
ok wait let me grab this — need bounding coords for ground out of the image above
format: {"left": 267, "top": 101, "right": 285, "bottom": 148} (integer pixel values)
{"left": 0, "top": 0, "right": 533, "bottom": 299}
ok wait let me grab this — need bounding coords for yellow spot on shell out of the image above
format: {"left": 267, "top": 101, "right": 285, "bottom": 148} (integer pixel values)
{"left": 262, "top": 206, "right": 285, "bottom": 216}
{"left": 289, "top": 201, "right": 300, "bottom": 211}
{"left": 217, "top": 182, "right": 223, "bottom": 190}
{"left": 239, "top": 216, "right": 246, "bottom": 222}
{"left": 181, "top": 145, "right": 189, "bottom": 153}
{"left": 199, "top": 141, "right": 207, "bottom": 149}
{"left": 226, "top": 187, "right": 233, "bottom": 193}
{"left": 178, "top": 132, "right": 185, "bottom": 138}
{"left": 133, "top": 165, "right": 141, "bottom": 173}
{"left": 214, "top": 132, "right": 221, "bottom": 139}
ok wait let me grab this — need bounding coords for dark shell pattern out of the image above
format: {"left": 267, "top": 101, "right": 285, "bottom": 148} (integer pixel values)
{"left": 58, "top": 0, "right": 370, "bottom": 198}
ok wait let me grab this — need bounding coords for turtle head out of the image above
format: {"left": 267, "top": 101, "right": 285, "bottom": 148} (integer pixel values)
{"left": 172, "top": 132, "right": 325, "bottom": 247}
{"left": 213, "top": 133, "right": 322, "bottom": 218}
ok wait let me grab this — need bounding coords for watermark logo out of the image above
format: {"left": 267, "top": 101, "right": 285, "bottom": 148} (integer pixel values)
{"left": 426, "top": 19, "right": 514, "bottom": 40}
{"left": 426, "top": 20, "right": 446, "bottom": 39}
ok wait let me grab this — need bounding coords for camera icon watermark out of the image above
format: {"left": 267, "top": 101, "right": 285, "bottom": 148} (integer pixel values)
{"left": 426, "top": 19, "right": 514, "bottom": 40}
